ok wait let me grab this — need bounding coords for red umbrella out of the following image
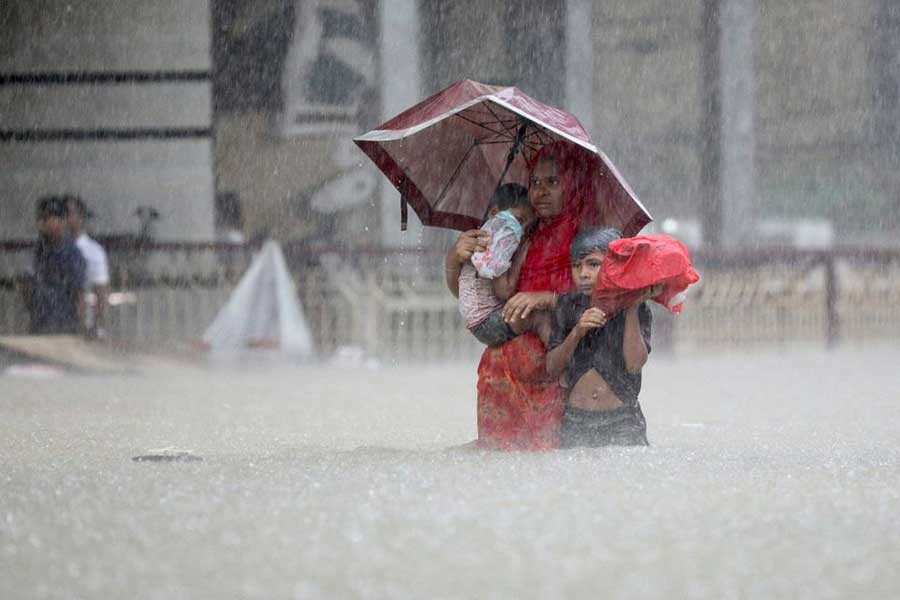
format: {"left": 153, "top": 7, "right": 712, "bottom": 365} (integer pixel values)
{"left": 354, "top": 79, "right": 652, "bottom": 235}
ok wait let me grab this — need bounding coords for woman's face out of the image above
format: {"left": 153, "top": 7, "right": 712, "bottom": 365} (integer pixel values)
{"left": 528, "top": 158, "right": 564, "bottom": 220}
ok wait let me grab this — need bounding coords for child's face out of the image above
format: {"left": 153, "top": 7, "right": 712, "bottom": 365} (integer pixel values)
{"left": 508, "top": 204, "right": 535, "bottom": 228}
{"left": 571, "top": 249, "right": 606, "bottom": 294}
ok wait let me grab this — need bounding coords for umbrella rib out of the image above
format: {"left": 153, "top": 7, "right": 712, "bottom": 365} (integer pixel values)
{"left": 454, "top": 113, "right": 515, "bottom": 142}
{"left": 520, "top": 122, "right": 544, "bottom": 152}
{"left": 484, "top": 103, "right": 518, "bottom": 138}
{"left": 527, "top": 126, "right": 554, "bottom": 145}
{"left": 468, "top": 104, "right": 519, "bottom": 127}
{"left": 434, "top": 140, "right": 478, "bottom": 210}
{"left": 475, "top": 139, "right": 525, "bottom": 145}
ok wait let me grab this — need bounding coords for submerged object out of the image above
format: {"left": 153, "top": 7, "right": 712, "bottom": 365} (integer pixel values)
{"left": 0, "top": 335, "right": 129, "bottom": 373}
{"left": 132, "top": 448, "right": 203, "bottom": 463}
{"left": 3, "top": 362, "right": 66, "bottom": 379}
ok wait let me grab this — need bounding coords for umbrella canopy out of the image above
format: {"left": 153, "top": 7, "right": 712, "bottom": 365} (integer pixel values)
{"left": 354, "top": 79, "right": 652, "bottom": 236}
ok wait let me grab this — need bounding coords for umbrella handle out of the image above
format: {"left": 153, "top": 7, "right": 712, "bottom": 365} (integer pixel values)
{"left": 498, "top": 118, "right": 529, "bottom": 187}
{"left": 401, "top": 193, "right": 408, "bottom": 231}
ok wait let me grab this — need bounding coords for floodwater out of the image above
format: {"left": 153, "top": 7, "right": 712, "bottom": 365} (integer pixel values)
{"left": 2, "top": 345, "right": 899, "bottom": 599}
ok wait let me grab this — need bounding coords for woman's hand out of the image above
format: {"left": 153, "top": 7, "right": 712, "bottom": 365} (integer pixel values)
{"left": 503, "top": 291, "right": 555, "bottom": 323}
{"left": 574, "top": 307, "right": 607, "bottom": 338}
{"left": 449, "top": 229, "right": 490, "bottom": 265}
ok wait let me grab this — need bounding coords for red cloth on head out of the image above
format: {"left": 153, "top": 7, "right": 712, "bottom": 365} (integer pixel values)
{"left": 592, "top": 234, "right": 700, "bottom": 317}
{"left": 477, "top": 142, "right": 598, "bottom": 450}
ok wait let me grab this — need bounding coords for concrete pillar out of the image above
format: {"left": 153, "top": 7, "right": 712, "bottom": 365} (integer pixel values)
{"left": 699, "top": 0, "right": 757, "bottom": 249}
{"left": 871, "top": 0, "right": 900, "bottom": 229}
{"left": 565, "top": 0, "right": 595, "bottom": 136}
{"left": 719, "top": 0, "right": 757, "bottom": 247}
{"left": 871, "top": 0, "right": 900, "bottom": 156}
{"left": 378, "top": 0, "right": 423, "bottom": 248}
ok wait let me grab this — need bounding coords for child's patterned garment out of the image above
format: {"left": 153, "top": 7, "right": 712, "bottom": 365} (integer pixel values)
{"left": 458, "top": 210, "right": 525, "bottom": 330}
{"left": 470, "top": 210, "right": 523, "bottom": 279}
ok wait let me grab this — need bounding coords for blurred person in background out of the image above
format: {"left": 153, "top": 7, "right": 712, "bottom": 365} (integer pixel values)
{"left": 20, "top": 196, "right": 86, "bottom": 334}
{"left": 65, "top": 195, "right": 110, "bottom": 339}
{"left": 215, "top": 191, "right": 247, "bottom": 282}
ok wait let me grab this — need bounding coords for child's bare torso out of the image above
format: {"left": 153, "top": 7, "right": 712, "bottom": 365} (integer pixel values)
{"left": 567, "top": 368, "right": 626, "bottom": 411}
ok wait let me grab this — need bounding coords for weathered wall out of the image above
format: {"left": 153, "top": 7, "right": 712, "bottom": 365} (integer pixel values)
{"left": 214, "top": 114, "right": 379, "bottom": 243}
{"left": 212, "top": 0, "right": 384, "bottom": 247}
{"left": 755, "top": 1, "right": 897, "bottom": 231}
{"left": 0, "top": 0, "right": 214, "bottom": 241}
{"left": 591, "top": 0, "right": 897, "bottom": 237}
{"left": 8, "top": 0, "right": 880, "bottom": 248}
{"left": 592, "top": 1, "right": 703, "bottom": 221}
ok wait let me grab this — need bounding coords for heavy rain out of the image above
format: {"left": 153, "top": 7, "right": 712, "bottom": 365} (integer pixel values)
{"left": 1, "top": 1, "right": 899, "bottom": 599}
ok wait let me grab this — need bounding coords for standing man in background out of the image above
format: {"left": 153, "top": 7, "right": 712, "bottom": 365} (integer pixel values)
{"left": 22, "top": 196, "right": 86, "bottom": 334}
{"left": 65, "top": 195, "right": 110, "bottom": 338}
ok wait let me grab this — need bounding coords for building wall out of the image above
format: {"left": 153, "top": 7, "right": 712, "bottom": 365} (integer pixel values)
{"left": 6, "top": 0, "right": 878, "bottom": 249}
{"left": 591, "top": 1, "right": 703, "bottom": 220}
{"left": 590, "top": 0, "right": 897, "bottom": 237}
{"left": 214, "top": 113, "right": 380, "bottom": 244}
{"left": 755, "top": 1, "right": 897, "bottom": 231}
{"left": 0, "top": 0, "right": 215, "bottom": 241}
{"left": 211, "top": 0, "right": 383, "bottom": 247}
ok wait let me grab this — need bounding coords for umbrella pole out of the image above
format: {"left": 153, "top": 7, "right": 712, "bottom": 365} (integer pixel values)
{"left": 482, "top": 119, "right": 529, "bottom": 224}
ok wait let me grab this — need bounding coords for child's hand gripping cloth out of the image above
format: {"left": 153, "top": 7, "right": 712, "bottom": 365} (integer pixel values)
{"left": 592, "top": 233, "right": 700, "bottom": 317}
{"left": 470, "top": 210, "right": 523, "bottom": 279}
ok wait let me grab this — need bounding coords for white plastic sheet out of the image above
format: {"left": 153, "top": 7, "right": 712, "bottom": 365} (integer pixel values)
{"left": 203, "top": 240, "right": 314, "bottom": 360}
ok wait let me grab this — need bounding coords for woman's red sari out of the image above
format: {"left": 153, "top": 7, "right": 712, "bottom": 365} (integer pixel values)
{"left": 476, "top": 143, "right": 598, "bottom": 450}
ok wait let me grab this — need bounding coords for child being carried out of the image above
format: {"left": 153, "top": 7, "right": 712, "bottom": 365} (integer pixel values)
{"left": 458, "top": 183, "right": 550, "bottom": 346}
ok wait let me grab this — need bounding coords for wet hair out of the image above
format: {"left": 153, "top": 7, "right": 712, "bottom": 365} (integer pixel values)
{"left": 488, "top": 183, "right": 529, "bottom": 212}
{"left": 36, "top": 195, "right": 68, "bottom": 218}
{"left": 570, "top": 227, "right": 622, "bottom": 260}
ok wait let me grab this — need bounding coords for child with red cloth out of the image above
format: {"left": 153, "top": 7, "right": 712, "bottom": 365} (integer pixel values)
{"left": 546, "top": 227, "right": 659, "bottom": 447}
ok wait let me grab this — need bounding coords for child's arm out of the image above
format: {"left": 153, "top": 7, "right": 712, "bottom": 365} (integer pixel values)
{"left": 445, "top": 230, "right": 490, "bottom": 298}
{"left": 492, "top": 239, "right": 529, "bottom": 300}
{"left": 622, "top": 305, "right": 649, "bottom": 374}
{"left": 444, "top": 252, "right": 462, "bottom": 298}
{"left": 546, "top": 307, "right": 607, "bottom": 377}
{"left": 622, "top": 286, "right": 658, "bottom": 373}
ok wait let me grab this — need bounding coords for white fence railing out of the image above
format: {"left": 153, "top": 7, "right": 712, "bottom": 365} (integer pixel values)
{"left": 3, "top": 244, "right": 900, "bottom": 361}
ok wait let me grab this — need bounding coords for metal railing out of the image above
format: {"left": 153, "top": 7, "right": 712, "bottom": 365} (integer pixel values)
{"left": 2, "top": 240, "right": 899, "bottom": 361}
